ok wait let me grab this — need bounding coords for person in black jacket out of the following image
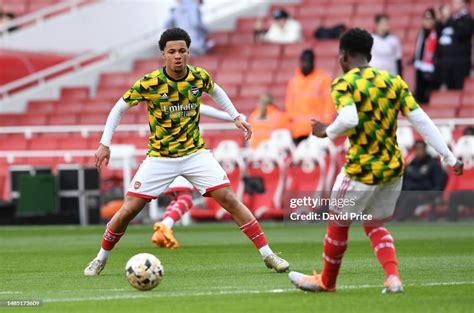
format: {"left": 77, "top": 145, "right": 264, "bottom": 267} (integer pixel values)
{"left": 396, "top": 140, "right": 448, "bottom": 221}
{"left": 413, "top": 8, "right": 440, "bottom": 103}
{"left": 435, "top": 0, "right": 473, "bottom": 90}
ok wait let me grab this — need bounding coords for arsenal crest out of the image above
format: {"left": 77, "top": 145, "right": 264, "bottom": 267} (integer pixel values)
{"left": 134, "top": 181, "right": 141, "bottom": 190}
{"left": 190, "top": 86, "right": 200, "bottom": 97}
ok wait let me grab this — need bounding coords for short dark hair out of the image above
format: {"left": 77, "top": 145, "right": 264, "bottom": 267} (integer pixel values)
{"left": 374, "top": 14, "right": 389, "bottom": 24}
{"left": 300, "top": 49, "right": 315, "bottom": 61}
{"left": 339, "top": 28, "right": 373, "bottom": 58}
{"left": 414, "top": 140, "right": 427, "bottom": 149}
{"left": 158, "top": 28, "right": 191, "bottom": 51}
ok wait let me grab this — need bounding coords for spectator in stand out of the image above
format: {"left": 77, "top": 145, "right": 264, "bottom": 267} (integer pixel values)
{"left": 396, "top": 140, "right": 448, "bottom": 221}
{"left": 413, "top": 8, "right": 440, "bottom": 104}
{"left": 255, "top": 8, "right": 302, "bottom": 44}
{"left": 164, "top": 0, "right": 213, "bottom": 55}
{"left": 248, "top": 92, "right": 288, "bottom": 150}
{"left": 370, "top": 14, "right": 403, "bottom": 77}
{"left": 435, "top": 0, "right": 473, "bottom": 90}
{"left": 285, "top": 49, "right": 334, "bottom": 144}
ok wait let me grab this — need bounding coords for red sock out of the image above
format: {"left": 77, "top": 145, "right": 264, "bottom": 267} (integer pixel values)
{"left": 364, "top": 225, "right": 399, "bottom": 279}
{"left": 321, "top": 225, "right": 349, "bottom": 289}
{"left": 239, "top": 219, "right": 268, "bottom": 249}
{"left": 162, "top": 194, "right": 193, "bottom": 223}
{"left": 101, "top": 223, "right": 125, "bottom": 251}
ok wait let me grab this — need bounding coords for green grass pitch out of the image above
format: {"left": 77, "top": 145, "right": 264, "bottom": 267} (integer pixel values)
{"left": 0, "top": 222, "right": 473, "bottom": 312}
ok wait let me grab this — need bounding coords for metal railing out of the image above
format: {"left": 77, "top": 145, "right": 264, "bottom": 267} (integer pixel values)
{"left": 0, "top": 0, "right": 267, "bottom": 101}
{"left": 0, "top": 122, "right": 238, "bottom": 137}
{"left": 0, "top": 0, "right": 96, "bottom": 37}
{"left": 0, "top": 118, "right": 471, "bottom": 138}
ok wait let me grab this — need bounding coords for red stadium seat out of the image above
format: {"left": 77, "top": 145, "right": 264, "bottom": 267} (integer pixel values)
{"left": 229, "top": 33, "right": 255, "bottom": 45}
{"left": 60, "top": 87, "right": 89, "bottom": 100}
{"left": 385, "top": 3, "right": 413, "bottom": 15}
{"left": 297, "top": 5, "right": 327, "bottom": 19}
{"left": 312, "top": 40, "right": 339, "bottom": 57}
{"left": 99, "top": 72, "right": 135, "bottom": 89}
{"left": 458, "top": 107, "right": 474, "bottom": 118}
{"left": 94, "top": 88, "right": 126, "bottom": 101}
{"left": 134, "top": 59, "right": 163, "bottom": 72}
{"left": 58, "top": 137, "right": 89, "bottom": 150}
{"left": 423, "top": 108, "right": 457, "bottom": 119}
{"left": 221, "top": 59, "right": 250, "bottom": 71}
{"left": 244, "top": 155, "right": 285, "bottom": 219}
{"left": 84, "top": 100, "right": 114, "bottom": 112}
{"left": 275, "top": 67, "right": 295, "bottom": 84}
{"left": 79, "top": 113, "right": 108, "bottom": 125}
{"left": 120, "top": 113, "right": 137, "bottom": 125}
{"left": 351, "top": 17, "right": 376, "bottom": 30}
{"left": 322, "top": 16, "right": 353, "bottom": 27}
{"left": 29, "top": 137, "right": 59, "bottom": 150}
{"left": 0, "top": 135, "right": 29, "bottom": 150}
{"left": 17, "top": 114, "right": 48, "bottom": 126}
{"left": 215, "top": 71, "right": 244, "bottom": 85}
{"left": 282, "top": 42, "right": 314, "bottom": 58}
{"left": 325, "top": 4, "right": 354, "bottom": 17}
{"left": 236, "top": 17, "right": 259, "bottom": 33}
{"left": 208, "top": 32, "right": 230, "bottom": 46}
{"left": 249, "top": 45, "right": 282, "bottom": 59}
{"left": 188, "top": 56, "right": 220, "bottom": 73}
{"left": 28, "top": 100, "right": 57, "bottom": 114}
{"left": 354, "top": 3, "right": 385, "bottom": 16}
{"left": 249, "top": 58, "right": 279, "bottom": 71}
{"left": 299, "top": 18, "right": 323, "bottom": 34}
{"left": 55, "top": 101, "right": 84, "bottom": 114}
{"left": 0, "top": 113, "right": 22, "bottom": 126}
{"left": 244, "top": 71, "right": 274, "bottom": 85}
{"left": 48, "top": 114, "right": 77, "bottom": 125}
{"left": 283, "top": 160, "right": 326, "bottom": 215}
{"left": 429, "top": 91, "right": 462, "bottom": 107}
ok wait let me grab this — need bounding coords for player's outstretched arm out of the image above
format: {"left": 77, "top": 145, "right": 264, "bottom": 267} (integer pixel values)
{"left": 312, "top": 105, "right": 359, "bottom": 139}
{"left": 406, "top": 108, "right": 463, "bottom": 175}
{"left": 200, "top": 104, "right": 235, "bottom": 121}
{"left": 95, "top": 98, "right": 130, "bottom": 170}
{"left": 208, "top": 83, "right": 251, "bottom": 140}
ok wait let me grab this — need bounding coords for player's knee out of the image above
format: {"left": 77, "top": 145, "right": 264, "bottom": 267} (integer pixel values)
{"left": 216, "top": 189, "right": 240, "bottom": 209}
{"left": 117, "top": 197, "right": 146, "bottom": 221}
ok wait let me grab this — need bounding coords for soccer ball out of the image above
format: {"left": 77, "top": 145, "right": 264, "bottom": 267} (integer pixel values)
{"left": 125, "top": 253, "right": 164, "bottom": 291}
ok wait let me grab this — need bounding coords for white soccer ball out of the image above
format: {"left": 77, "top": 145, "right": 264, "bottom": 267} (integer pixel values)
{"left": 125, "top": 253, "right": 164, "bottom": 291}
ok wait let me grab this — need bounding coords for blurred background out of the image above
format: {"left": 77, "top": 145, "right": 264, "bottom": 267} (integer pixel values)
{"left": 0, "top": 0, "right": 472, "bottom": 226}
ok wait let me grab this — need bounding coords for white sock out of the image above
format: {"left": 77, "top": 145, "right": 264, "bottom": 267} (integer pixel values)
{"left": 97, "top": 248, "right": 110, "bottom": 262}
{"left": 161, "top": 217, "right": 175, "bottom": 229}
{"left": 259, "top": 245, "right": 273, "bottom": 257}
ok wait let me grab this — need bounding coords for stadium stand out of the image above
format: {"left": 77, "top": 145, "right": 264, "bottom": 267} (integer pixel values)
{"left": 0, "top": 0, "right": 472, "bottom": 220}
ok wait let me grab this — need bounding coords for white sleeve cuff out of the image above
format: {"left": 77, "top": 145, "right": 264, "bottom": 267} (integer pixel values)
{"left": 100, "top": 98, "right": 130, "bottom": 147}
{"left": 326, "top": 106, "right": 359, "bottom": 140}
{"left": 406, "top": 108, "right": 457, "bottom": 166}
{"left": 209, "top": 83, "right": 240, "bottom": 120}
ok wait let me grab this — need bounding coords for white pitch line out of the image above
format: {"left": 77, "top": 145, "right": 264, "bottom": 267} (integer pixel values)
{"left": 0, "top": 291, "right": 22, "bottom": 295}
{"left": 39, "top": 281, "right": 474, "bottom": 303}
